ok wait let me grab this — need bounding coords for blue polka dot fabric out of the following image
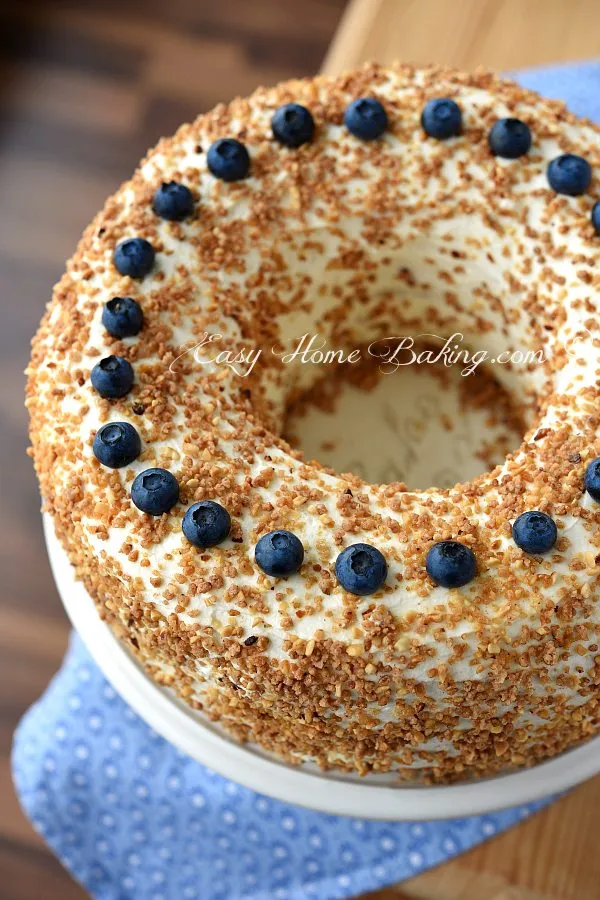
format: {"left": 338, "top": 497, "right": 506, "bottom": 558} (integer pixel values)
{"left": 12, "top": 635, "right": 550, "bottom": 900}
{"left": 13, "top": 61, "right": 599, "bottom": 900}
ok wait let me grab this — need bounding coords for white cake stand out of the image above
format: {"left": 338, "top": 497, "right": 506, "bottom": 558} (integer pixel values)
{"left": 43, "top": 513, "right": 600, "bottom": 821}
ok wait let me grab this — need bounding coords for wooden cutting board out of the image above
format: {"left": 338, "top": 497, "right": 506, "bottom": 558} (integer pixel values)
{"left": 323, "top": 0, "right": 600, "bottom": 74}
{"left": 322, "top": 2, "right": 600, "bottom": 899}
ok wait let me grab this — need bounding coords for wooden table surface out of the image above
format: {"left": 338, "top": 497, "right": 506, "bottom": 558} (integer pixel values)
{"left": 1, "top": 2, "right": 599, "bottom": 899}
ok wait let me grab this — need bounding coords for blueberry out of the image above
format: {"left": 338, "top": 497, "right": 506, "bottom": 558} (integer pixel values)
{"left": 591, "top": 201, "right": 600, "bottom": 234}
{"left": 335, "top": 543, "right": 387, "bottom": 596}
{"left": 255, "top": 530, "right": 304, "bottom": 577}
{"left": 152, "top": 181, "right": 194, "bottom": 221}
{"left": 91, "top": 355, "right": 134, "bottom": 399}
{"left": 93, "top": 421, "right": 141, "bottom": 468}
{"left": 113, "top": 238, "right": 155, "bottom": 278}
{"left": 271, "top": 103, "right": 315, "bottom": 148}
{"left": 421, "top": 98, "right": 462, "bottom": 140}
{"left": 344, "top": 97, "right": 387, "bottom": 141}
{"left": 131, "top": 468, "right": 179, "bottom": 516}
{"left": 488, "top": 118, "right": 531, "bottom": 159}
{"left": 547, "top": 154, "right": 592, "bottom": 196}
{"left": 182, "top": 500, "right": 231, "bottom": 548}
{"left": 207, "top": 138, "right": 250, "bottom": 181}
{"left": 512, "top": 511, "right": 557, "bottom": 554}
{"left": 101, "top": 297, "right": 143, "bottom": 338}
{"left": 584, "top": 456, "right": 600, "bottom": 500}
{"left": 426, "top": 541, "right": 476, "bottom": 588}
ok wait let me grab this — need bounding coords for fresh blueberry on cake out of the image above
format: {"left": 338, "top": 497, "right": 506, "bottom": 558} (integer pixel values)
{"left": 206, "top": 138, "right": 250, "bottom": 181}
{"left": 425, "top": 540, "right": 477, "bottom": 588}
{"left": 152, "top": 181, "right": 195, "bottom": 221}
{"left": 421, "top": 97, "right": 462, "bottom": 139}
{"left": 335, "top": 543, "right": 387, "bottom": 595}
{"left": 488, "top": 117, "right": 532, "bottom": 158}
{"left": 113, "top": 237, "right": 155, "bottom": 278}
{"left": 271, "top": 103, "right": 315, "bottom": 147}
{"left": 591, "top": 200, "right": 600, "bottom": 234}
{"left": 344, "top": 97, "right": 388, "bottom": 140}
{"left": 547, "top": 153, "right": 592, "bottom": 195}
{"left": 255, "top": 530, "right": 304, "bottom": 576}
{"left": 101, "top": 297, "right": 143, "bottom": 338}
{"left": 90, "top": 355, "right": 134, "bottom": 399}
{"left": 182, "top": 501, "right": 231, "bottom": 548}
{"left": 512, "top": 511, "right": 558, "bottom": 554}
{"left": 584, "top": 457, "right": 600, "bottom": 500}
{"left": 131, "top": 468, "right": 179, "bottom": 516}
{"left": 93, "top": 422, "right": 141, "bottom": 469}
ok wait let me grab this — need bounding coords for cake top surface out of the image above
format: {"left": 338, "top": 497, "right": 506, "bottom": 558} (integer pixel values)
{"left": 27, "top": 64, "right": 600, "bottom": 775}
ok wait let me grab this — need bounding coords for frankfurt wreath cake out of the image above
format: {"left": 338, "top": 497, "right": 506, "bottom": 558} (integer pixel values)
{"left": 27, "top": 63, "right": 600, "bottom": 783}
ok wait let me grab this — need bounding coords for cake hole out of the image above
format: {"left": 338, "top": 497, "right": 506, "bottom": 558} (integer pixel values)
{"left": 283, "top": 342, "right": 527, "bottom": 490}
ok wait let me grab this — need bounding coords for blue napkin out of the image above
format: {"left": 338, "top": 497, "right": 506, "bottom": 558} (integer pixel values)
{"left": 513, "top": 59, "right": 600, "bottom": 121}
{"left": 13, "top": 635, "right": 549, "bottom": 900}
{"left": 13, "top": 62, "right": 598, "bottom": 899}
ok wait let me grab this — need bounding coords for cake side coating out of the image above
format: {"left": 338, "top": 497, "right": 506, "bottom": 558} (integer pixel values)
{"left": 27, "top": 63, "right": 600, "bottom": 782}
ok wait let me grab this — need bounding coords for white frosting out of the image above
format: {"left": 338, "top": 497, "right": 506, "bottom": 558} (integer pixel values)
{"left": 29, "top": 66, "right": 600, "bottom": 777}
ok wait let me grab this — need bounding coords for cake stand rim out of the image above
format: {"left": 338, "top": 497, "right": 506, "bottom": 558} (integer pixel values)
{"left": 43, "top": 512, "right": 600, "bottom": 821}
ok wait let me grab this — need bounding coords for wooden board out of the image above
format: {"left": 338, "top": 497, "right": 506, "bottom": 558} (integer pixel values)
{"left": 323, "top": 0, "right": 600, "bottom": 75}
{"left": 322, "top": 2, "right": 600, "bottom": 900}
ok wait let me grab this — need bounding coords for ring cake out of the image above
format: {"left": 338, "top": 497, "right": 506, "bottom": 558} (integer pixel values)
{"left": 27, "top": 63, "right": 600, "bottom": 783}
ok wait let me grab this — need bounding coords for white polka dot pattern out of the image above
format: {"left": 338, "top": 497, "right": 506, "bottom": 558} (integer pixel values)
{"left": 12, "top": 635, "right": 550, "bottom": 899}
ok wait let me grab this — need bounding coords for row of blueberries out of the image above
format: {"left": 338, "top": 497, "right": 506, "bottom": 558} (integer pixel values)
{"left": 91, "top": 268, "right": 389, "bottom": 594}
{"left": 113, "top": 159, "right": 600, "bottom": 283}
{"left": 109, "top": 98, "right": 600, "bottom": 281}
{"left": 92, "top": 420, "right": 600, "bottom": 593}
{"left": 90, "top": 93, "right": 600, "bottom": 597}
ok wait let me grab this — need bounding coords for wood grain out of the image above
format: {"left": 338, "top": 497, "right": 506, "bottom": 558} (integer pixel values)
{"left": 378, "top": 780, "right": 600, "bottom": 899}
{"left": 324, "top": 3, "right": 600, "bottom": 900}
{"left": 323, "top": 0, "right": 600, "bottom": 74}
